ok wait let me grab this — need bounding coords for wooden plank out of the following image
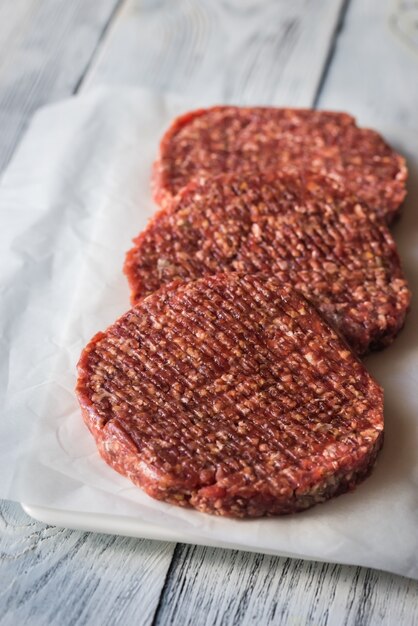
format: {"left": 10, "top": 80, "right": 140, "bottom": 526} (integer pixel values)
{"left": 316, "top": 0, "right": 418, "bottom": 129}
{"left": 153, "top": 544, "right": 418, "bottom": 626}
{"left": 0, "top": 0, "right": 125, "bottom": 171}
{"left": 86, "top": 0, "right": 346, "bottom": 106}
{"left": 0, "top": 500, "right": 175, "bottom": 626}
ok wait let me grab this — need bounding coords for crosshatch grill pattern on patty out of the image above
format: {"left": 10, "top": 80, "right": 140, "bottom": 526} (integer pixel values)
{"left": 152, "top": 106, "right": 407, "bottom": 223}
{"left": 77, "top": 274, "right": 384, "bottom": 518}
{"left": 125, "top": 172, "right": 410, "bottom": 355}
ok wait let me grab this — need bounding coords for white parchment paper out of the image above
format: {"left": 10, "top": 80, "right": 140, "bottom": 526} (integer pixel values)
{"left": 1, "top": 87, "right": 418, "bottom": 579}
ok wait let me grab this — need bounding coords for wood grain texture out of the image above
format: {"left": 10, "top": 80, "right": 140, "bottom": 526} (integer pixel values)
{"left": 154, "top": 544, "right": 418, "bottom": 626}
{"left": 317, "top": 0, "right": 418, "bottom": 128}
{"left": 86, "top": 0, "right": 346, "bottom": 106}
{"left": 0, "top": 500, "right": 175, "bottom": 626}
{"left": 0, "top": 0, "right": 125, "bottom": 172}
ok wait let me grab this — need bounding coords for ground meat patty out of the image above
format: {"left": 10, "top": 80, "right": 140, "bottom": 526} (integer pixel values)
{"left": 152, "top": 106, "right": 407, "bottom": 223}
{"left": 125, "top": 172, "right": 410, "bottom": 355}
{"left": 76, "top": 273, "right": 384, "bottom": 518}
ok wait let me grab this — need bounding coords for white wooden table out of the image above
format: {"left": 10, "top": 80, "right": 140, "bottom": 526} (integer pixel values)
{"left": 1, "top": 1, "right": 418, "bottom": 624}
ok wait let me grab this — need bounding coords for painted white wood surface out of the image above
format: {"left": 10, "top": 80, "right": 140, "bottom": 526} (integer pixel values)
{"left": 3, "top": 500, "right": 418, "bottom": 626}
{"left": 1, "top": 0, "right": 418, "bottom": 625}
{"left": 0, "top": 0, "right": 123, "bottom": 171}
{"left": 0, "top": 500, "right": 174, "bottom": 626}
{"left": 86, "top": 0, "right": 345, "bottom": 106}
{"left": 154, "top": 545, "right": 418, "bottom": 626}
{"left": 317, "top": 0, "right": 418, "bottom": 129}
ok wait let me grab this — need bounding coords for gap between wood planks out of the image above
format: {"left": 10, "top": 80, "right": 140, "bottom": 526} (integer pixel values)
{"left": 313, "top": 0, "right": 352, "bottom": 107}
{"left": 74, "top": 0, "right": 128, "bottom": 94}
{"left": 0, "top": 0, "right": 130, "bottom": 173}
{"left": 150, "top": 543, "right": 184, "bottom": 626}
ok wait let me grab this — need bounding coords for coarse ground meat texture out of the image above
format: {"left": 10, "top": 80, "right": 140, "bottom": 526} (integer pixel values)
{"left": 152, "top": 106, "right": 407, "bottom": 223}
{"left": 76, "top": 273, "right": 384, "bottom": 518}
{"left": 124, "top": 172, "right": 410, "bottom": 355}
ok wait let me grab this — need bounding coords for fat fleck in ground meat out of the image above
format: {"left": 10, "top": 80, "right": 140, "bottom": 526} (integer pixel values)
{"left": 125, "top": 172, "right": 410, "bottom": 355}
{"left": 76, "top": 273, "right": 384, "bottom": 518}
{"left": 152, "top": 106, "right": 407, "bottom": 223}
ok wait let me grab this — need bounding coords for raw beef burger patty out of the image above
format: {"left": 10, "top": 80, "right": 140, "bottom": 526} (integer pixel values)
{"left": 77, "top": 273, "right": 384, "bottom": 518}
{"left": 153, "top": 106, "right": 407, "bottom": 223}
{"left": 125, "top": 172, "right": 410, "bottom": 355}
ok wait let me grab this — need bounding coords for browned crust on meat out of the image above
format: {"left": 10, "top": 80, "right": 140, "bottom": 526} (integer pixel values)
{"left": 152, "top": 106, "right": 407, "bottom": 223}
{"left": 77, "top": 273, "right": 384, "bottom": 518}
{"left": 125, "top": 171, "right": 411, "bottom": 355}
